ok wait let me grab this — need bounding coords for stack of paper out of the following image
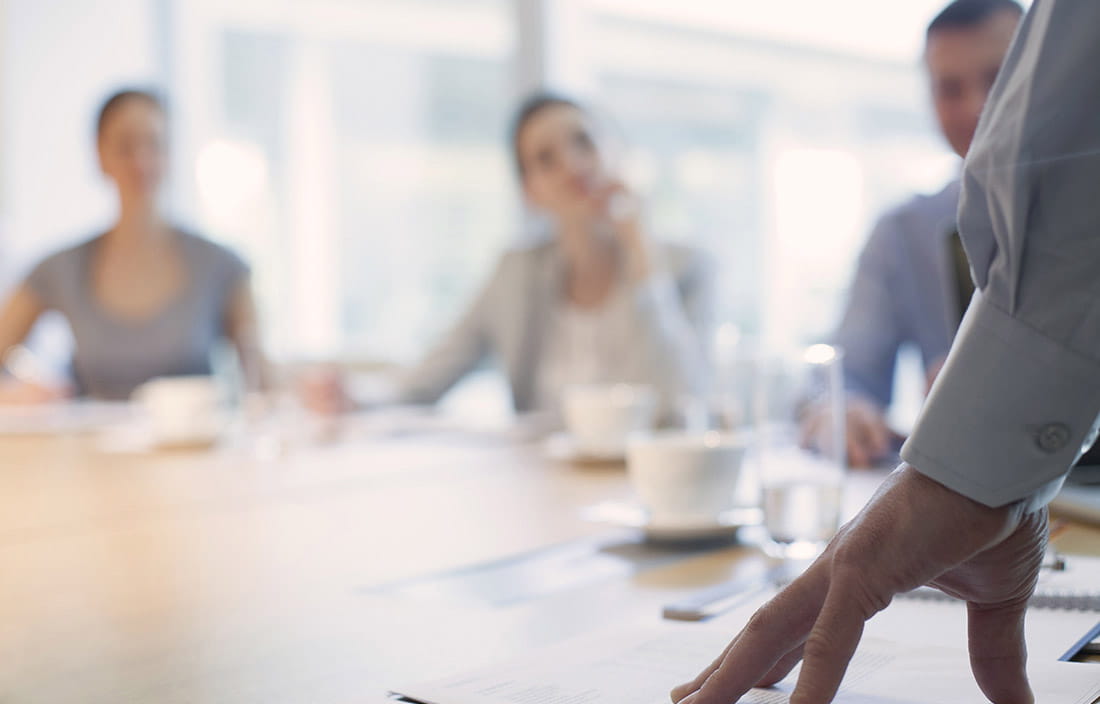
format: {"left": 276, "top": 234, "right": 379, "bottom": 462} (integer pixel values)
{"left": 392, "top": 616, "right": 1100, "bottom": 704}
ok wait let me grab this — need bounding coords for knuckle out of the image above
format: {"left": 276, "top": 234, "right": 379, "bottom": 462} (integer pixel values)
{"left": 829, "top": 549, "right": 892, "bottom": 617}
{"left": 801, "top": 631, "right": 839, "bottom": 664}
{"left": 744, "top": 598, "right": 787, "bottom": 636}
{"left": 844, "top": 577, "right": 892, "bottom": 618}
{"left": 743, "top": 609, "right": 771, "bottom": 639}
{"left": 830, "top": 540, "right": 869, "bottom": 572}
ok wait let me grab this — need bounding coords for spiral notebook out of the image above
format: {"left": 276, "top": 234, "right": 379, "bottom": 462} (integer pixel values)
{"left": 897, "top": 555, "right": 1100, "bottom": 611}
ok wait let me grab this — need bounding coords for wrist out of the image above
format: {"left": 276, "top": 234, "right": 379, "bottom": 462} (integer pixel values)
{"left": 899, "top": 463, "right": 1026, "bottom": 541}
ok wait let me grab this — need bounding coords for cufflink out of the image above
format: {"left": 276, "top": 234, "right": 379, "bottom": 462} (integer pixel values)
{"left": 1035, "top": 423, "right": 1071, "bottom": 453}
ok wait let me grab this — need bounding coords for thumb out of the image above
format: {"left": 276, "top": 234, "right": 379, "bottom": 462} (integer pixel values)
{"left": 966, "top": 599, "right": 1033, "bottom": 704}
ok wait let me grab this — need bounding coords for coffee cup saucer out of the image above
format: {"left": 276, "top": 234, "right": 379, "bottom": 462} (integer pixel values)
{"left": 97, "top": 416, "right": 222, "bottom": 454}
{"left": 545, "top": 432, "right": 628, "bottom": 463}
{"left": 150, "top": 426, "right": 221, "bottom": 450}
{"left": 581, "top": 501, "right": 763, "bottom": 541}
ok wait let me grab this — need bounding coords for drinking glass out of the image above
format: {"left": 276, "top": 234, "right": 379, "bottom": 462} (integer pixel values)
{"left": 752, "top": 344, "right": 846, "bottom": 559}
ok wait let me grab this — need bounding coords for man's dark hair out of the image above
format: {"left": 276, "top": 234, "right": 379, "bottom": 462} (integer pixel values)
{"left": 927, "top": 0, "right": 1024, "bottom": 38}
{"left": 509, "top": 92, "right": 583, "bottom": 179}
{"left": 96, "top": 88, "right": 166, "bottom": 138}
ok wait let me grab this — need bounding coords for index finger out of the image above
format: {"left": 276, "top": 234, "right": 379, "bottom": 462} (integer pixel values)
{"left": 678, "top": 562, "right": 831, "bottom": 704}
{"left": 789, "top": 572, "right": 874, "bottom": 704}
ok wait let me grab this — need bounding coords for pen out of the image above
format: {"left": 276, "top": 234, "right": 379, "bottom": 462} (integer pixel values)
{"left": 662, "top": 563, "right": 802, "bottom": 621}
{"left": 1059, "top": 620, "right": 1100, "bottom": 662}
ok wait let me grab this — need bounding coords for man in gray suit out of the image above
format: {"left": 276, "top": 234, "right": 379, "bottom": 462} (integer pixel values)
{"left": 824, "top": 0, "right": 1023, "bottom": 466}
{"left": 673, "top": 0, "right": 1100, "bottom": 701}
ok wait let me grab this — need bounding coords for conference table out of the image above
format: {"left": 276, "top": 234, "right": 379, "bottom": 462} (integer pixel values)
{"left": 1, "top": 414, "right": 1098, "bottom": 703}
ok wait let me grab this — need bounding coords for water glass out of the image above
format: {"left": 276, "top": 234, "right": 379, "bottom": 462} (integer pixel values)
{"left": 752, "top": 344, "right": 846, "bottom": 559}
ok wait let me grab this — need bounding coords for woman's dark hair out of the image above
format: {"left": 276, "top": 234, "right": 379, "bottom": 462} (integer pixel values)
{"left": 509, "top": 92, "right": 584, "bottom": 179}
{"left": 95, "top": 89, "right": 166, "bottom": 138}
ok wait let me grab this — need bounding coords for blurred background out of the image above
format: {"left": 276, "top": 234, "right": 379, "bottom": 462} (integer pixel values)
{"left": 0, "top": 0, "right": 970, "bottom": 420}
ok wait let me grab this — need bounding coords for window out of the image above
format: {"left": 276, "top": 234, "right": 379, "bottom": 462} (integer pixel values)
{"left": 576, "top": 2, "right": 956, "bottom": 347}
{"left": 170, "top": 0, "right": 957, "bottom": 365}
{"left": 174, "top": 0, "right": 516, "bottom": 361}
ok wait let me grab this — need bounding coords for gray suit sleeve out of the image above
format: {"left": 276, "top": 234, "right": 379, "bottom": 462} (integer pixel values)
{"left": 832, "top": 216, "right": 905, "bottom": 408}
{"left": 902, "top": 0, "right": 1100, "bottom": 508}
{"left": 394, "top": 257, "right": 502, "bottom": 405}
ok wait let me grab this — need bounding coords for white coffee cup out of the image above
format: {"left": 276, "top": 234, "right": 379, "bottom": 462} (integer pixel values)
{"left": 627, "top": 431, "right": 749, "bottom": 525}
{"left": 133, "top": 376, "right": 223, "bottom": 447}
{"left": 561, "top": 384, "right": 657, "bottom": 455}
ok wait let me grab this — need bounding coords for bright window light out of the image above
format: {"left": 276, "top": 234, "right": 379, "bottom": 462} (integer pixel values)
{"left": 195, "top": 139, "right": 270, "bottom": 225}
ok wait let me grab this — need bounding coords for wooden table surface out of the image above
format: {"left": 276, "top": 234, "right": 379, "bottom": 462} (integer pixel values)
{"left": 1, "top": 426, "right": 1098, "bottom": 703}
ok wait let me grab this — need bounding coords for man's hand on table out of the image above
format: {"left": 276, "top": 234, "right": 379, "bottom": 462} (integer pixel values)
{"left": 671, "top": 464, "right": 1047, "bottom": 704}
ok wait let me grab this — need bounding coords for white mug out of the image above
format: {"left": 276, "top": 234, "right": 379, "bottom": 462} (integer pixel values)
{"left": 627, "top": 431, "right": 749, "bottom": 525}
{"left": 133, "top": 376, "right": 223, "bottom": 446}
{"left": 561, "top": 384, "right": 657, "bottom": 454}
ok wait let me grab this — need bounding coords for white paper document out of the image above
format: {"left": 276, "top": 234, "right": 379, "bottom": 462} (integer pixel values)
{"left": 393, "top": 623, "right": 1100, "bottom": 704}
{"left": 0, "top": 401, "right": 133, "bottom": 435}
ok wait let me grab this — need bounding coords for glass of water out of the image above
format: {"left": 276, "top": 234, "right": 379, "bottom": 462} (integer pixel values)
{"left": 751, "top": 344, "right": 846, "bottom": 560}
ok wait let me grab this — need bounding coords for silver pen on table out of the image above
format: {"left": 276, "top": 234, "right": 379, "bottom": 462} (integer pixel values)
{"left": 662, "top": 562, "right": 802, "bottom": 622}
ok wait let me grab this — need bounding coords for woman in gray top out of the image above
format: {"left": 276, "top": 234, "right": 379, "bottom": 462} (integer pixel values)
{"left": 303, "top": 93, "right": 712, "bottom": 415}
{"left": 0, "top": 90, "right": 265, "bottom": 401}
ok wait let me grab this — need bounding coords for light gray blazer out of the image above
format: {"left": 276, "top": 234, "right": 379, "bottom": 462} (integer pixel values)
{"left": 396, "top": 240, "right": 713, "bottom": 412}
